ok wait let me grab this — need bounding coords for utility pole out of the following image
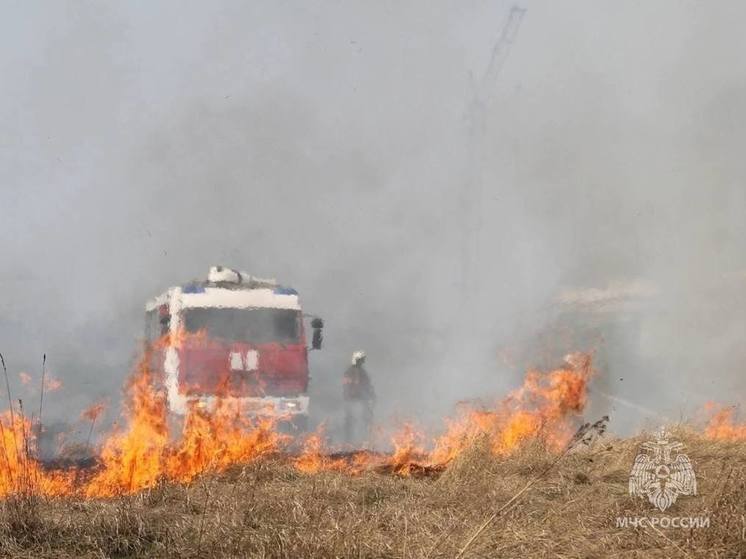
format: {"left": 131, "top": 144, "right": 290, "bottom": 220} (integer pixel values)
{"left": 458, "top": 5, "right": 526, "bottom": 298}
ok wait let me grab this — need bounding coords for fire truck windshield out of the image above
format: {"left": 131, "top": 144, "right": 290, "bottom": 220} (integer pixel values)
{"left": 182, "top": 307, "right": 300, "bottom": 344}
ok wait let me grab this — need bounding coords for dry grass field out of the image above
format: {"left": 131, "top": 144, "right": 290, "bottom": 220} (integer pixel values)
{"left": 1, "top": 429, "right": 744, "bottom": 559}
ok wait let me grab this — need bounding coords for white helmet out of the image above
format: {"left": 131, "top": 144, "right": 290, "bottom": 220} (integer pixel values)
{"left": 351, "top": 351, "right": 366, "bottom": 365}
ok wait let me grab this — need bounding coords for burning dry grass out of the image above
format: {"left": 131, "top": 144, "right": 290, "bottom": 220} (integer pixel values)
{"left": 0, "top": 350, "right": 596, "bottom": 498}
{"left": 0, "top": 430, "right": 745, "bottom": 558}
{"left": 1, "top": 346, "right": 745, "bottom": 557}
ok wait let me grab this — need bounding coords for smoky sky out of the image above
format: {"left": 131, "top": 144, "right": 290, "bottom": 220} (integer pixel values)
{"left": 1, "top": 1, "right": 745, "bottom": 436}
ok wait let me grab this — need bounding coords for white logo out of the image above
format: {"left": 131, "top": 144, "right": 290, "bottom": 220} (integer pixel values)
{"left": 628, "top": 429, "right": 697, "bottom": 512}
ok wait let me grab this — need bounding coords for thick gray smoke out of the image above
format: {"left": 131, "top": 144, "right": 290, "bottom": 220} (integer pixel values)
{"left": 1, "top": 1, "right": 745, "bottom": 438}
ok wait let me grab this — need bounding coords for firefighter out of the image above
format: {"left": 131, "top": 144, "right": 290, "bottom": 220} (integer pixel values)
{"left": 343, "top": 350, "right": 375, "bottom": 446}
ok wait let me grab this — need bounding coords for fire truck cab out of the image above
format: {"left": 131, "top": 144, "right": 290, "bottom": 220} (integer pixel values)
{"left": 145, "top": 266, "right": 322, "bottom": 428}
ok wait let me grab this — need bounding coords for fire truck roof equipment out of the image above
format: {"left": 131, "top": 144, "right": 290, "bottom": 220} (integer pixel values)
{"left": 145, "top": 266, "right": 300, "bottom": 312}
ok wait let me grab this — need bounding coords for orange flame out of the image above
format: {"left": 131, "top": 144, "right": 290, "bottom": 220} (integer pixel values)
{"left": 0, "top": 412, "right": 75, "bottom": 496}
{"left": 161, "top": 326, "right": 209, "bottom": 350}
{"left": 0, "top": 346, "right": 594, "bottom": 497}
{"left": 167, "top": 401, "right": 284, "bottom": 482}
{"left": 294, "top": 429, "right": 329, "bottom": 474}
{"left": 430, "top": 354, "right": 592, "bottom": 464}
{"left": 389, "top": 423, "right": 427, "bottom": 475}
{"left": 704, "top": 403, "right": 746, "bottom": 441}
{"left": 84, "top": 352, "right": 169, "bottom": 496}
{"left": 293, "top": 355, "right": 594, "bottom": 476}
{"left": 83, "top": 340, "right": 285, "bottom": 496}
{"left": 81, "top": 401, "right": 106, "bottom": 423}
{"left": 294, "top": 426, "right": 354, "bottom": 474}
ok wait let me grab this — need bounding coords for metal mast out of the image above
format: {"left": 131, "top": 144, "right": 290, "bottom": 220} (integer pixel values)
{"left": 458, "top": 5, "right": 526, "bottom": 297}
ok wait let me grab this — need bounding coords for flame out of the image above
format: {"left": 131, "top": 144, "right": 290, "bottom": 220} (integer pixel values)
{"left": 0, "top": 331, "right": 285, "bottom": 499}
{"left": 704, "top": 404, "right": 746, "bottom": 441}
{"left": 430, "top": 354, "right": 591, "bottom": 465}
{"left": 294, "top": 426, "right": 352, "bottom": 474}
{"left": 81, "top": 401, "right": 106, "bottom": 423}
{"left": 5, "top": 336, "right": 746, "bottom": 502}
{"left": 0, "top": 346, "right": 594, "bottom": 497}
{"left": 85, "top": 342, "right": 284, "bottom": 496}
{"left": 162, "top": 326, "right": 209, "bottom": 350}
{"left": 389, "top": 423, "right": 427, "bottom": 475}
{"left": 294, "top": 429, "right": 329, "bottom": 474}
{"left": 0, "top": 412, "right": 75, "bottom": 497}
{"left": 167, "top": 401, "right": 284, "bottom": 482}
{"left": 84, "top": 352, "right": 169, "bottom": 496}
{"left": 85, "top": 333, "right": 288, "bottom": 496}
{"left": 293, "top": 355, "right": 594, "bottom": 476}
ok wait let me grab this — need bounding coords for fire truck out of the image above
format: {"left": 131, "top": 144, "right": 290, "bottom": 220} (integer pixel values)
{"left": 144, "top": 266, "right": 323, "bottom": 429}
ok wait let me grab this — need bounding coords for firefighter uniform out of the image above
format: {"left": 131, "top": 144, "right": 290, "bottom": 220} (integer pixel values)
{"left": 343, "top": 351, "right": 375, "bottom": 446}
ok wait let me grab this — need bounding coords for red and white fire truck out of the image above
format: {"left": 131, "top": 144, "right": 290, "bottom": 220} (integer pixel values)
{"left": 145, "top": 266, "right": 323, "bottom": 428}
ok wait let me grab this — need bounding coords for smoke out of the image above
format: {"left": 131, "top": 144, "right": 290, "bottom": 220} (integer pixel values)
{"left": 1, "top": 1, "right": 745, "bottom": 437}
